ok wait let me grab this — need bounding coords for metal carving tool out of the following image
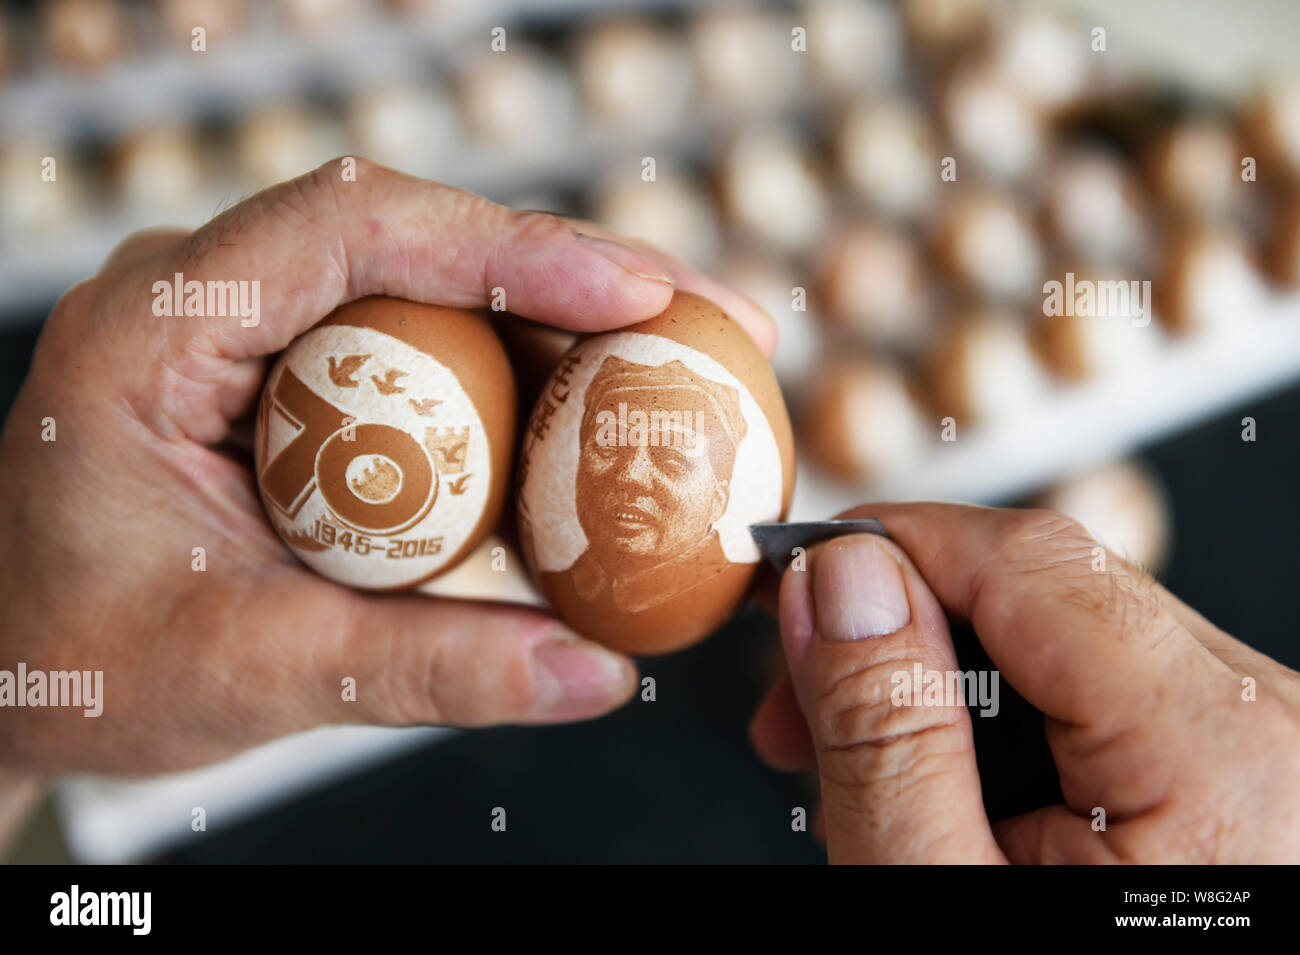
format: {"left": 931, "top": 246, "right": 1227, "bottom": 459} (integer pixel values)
{"left": 749, "top": 519, "right": 890, "bottom": 573}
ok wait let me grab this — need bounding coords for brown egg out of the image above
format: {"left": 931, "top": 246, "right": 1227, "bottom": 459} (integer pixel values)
{"left": 157, "top": 0, "right": 248, "bottom": 49}
{"left": 277, "top": 0, "right": 363, "bottom": 36}
{"left": 1247, "top": 78, "right": 1300, "bottom": 184}
{"left": 573, "top": 20, "right": 692, "bottom": 135}
{"left": 113, "top": 124, "right": 206, "bottom": 215}
{"left": 1145, "top": 119, "right": 1241, "bottom": 221}
{"left": 345, "top": 81, "right": 460, "bottom": 176}
{"left": 1266, "top": 198, "right": 1300, "bottom": 285}
{"left": 941, "top": 62, "right": 1046, "bottom": 183}
{"left": 920, "top": 308, "right": 1049, "bottom": 428}
{"left": 801, "top": 358, "right": 932, "bottom": 485}
{"left": 687, "top": 6, "right": 801, "bottom": 112}
{"left": 234, "top": 102, "right": 346, "bottom": 191}
{"left": 455, "top": 46, "right": 576, "bottom": 151}
{"left": 44, "top": 0, "right": 127, "bottom": 72}
{"left": 1041, "top": 148, "right": 1153, "bottom": 266}
{"left": 934, "top": 189, "right": 1044, "bottom": 302}
{"left": 801, "top": 0, "right": 903, "bottom": 95}
{"left": 591, "top": 169, "right": 721, "bottom": 270}
{"left": 380, "top": 0, "right": 439, "bottom": 14}
{"left": 901, "top": 0, "right": 989, "bottom": 55}
{"left": 255, "top": 297, "right": 516, "bottom": 590}
{"left": 0, "top": 136, "right": 84, "bottom": 235}
{"left": 1156, "top": 226, "right": 1267, "bottom": 336}
{"left": 1034, "top": 264, "right": 1163, "bottom": 382}
{"left": 717, "top": 126, "right": 829, "bottom": 253}
{"left": 517, "top": 292, "right": 795, "bottom": 655}
{"left": 1033, "top": 460, "right": 1171, "bottom": 573}
{"left": 837, "top": 96, "right": 940, "bottom": 222}
{"left": 985, "top": 9, "right": 1090, "bottom": 115}
{"left": 818, "top": 222, "right": 934, "bottom": 352}
{"left": 715, "top": 256, "right": 822, "bottom": 396}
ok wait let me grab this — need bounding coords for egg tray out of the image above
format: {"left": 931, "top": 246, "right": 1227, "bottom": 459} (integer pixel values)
{"left": 4, "top": 2, "right": 1298, "bottom": 514}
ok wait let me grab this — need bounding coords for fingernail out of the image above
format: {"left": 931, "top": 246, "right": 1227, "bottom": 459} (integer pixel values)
{"left": 533, "top": 634, "right": 634, "bottom": 719}
{"left": 575, "top": 233, "right": 675, "bottom": 286}
{"left": 812, "top": 535, "right": 911, "bottom": 640}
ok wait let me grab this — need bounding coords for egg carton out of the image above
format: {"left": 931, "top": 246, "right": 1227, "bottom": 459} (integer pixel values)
{"left": 0, "top": 1, "right": 827, "bottom": 311}
{"left": 0, "top": 0, "right": 715, "bottom": 142}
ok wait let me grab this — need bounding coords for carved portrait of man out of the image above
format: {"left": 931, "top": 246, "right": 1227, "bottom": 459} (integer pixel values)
{"left": 564, "top": 355, "right": 748, "bottom": 614}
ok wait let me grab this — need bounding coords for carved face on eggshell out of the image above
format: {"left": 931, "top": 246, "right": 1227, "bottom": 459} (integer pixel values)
{"left": 255, "top": 296, "right": 515, "bottom": 590}
{"left": 517, "top": 292, "right": 795, "bottom": 655}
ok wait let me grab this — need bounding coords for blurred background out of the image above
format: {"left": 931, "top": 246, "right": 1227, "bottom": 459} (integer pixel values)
{"left": 3, "top": 0, "right": 1300, "bottom": 863}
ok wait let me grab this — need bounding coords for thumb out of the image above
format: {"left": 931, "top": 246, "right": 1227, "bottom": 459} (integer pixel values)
{"left": 779, "top": 534, "right": 1005, "bottom": 864}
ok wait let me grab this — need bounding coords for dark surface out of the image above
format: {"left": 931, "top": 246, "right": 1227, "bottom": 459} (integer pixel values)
{"left": 2, "top": 318, "right": 1297, "bottom": 863}
{"left": 1144, "top": 386, "right": 1300, "bottom": 659}
{"left": 0, "top": 321, "right": 42, "bottom": 421}
{"left": 164, "top": 608, "right": 824, "bottom": 865}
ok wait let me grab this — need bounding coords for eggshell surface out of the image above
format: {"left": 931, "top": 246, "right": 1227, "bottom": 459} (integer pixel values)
{"left": 256, "top": 296, "right": 515, "bottom": 590}
{"left": 517, "top": 293, "right": 795, "bottom": 655}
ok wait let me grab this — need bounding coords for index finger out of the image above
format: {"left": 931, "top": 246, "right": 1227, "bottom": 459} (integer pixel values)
{"left": 108, "top": 158, "right": 678, "bottom": 365}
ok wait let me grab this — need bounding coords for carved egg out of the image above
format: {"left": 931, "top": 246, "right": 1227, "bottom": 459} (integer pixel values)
{"left": 255, "top": 296, "right": 515, "bottom": 590}
{"left": 517, "top": 292, "right": 795, "bottom": 655}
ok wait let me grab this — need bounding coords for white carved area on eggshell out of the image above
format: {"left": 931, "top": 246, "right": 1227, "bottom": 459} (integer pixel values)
{"left": 520, "top": 332, "right": 783, "bottom": 574}
{"left": 261, "top": 325, "right": 491, "bottom": 589}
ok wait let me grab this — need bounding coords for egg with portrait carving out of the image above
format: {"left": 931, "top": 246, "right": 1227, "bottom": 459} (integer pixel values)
{"left": 517, "top": 292, "right": 795, "bottom": 655}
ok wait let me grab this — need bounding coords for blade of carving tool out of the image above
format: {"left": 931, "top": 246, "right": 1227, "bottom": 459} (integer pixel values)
{"left": 748, "top": 519, "right": 890, "bottom": 573}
